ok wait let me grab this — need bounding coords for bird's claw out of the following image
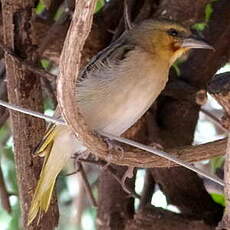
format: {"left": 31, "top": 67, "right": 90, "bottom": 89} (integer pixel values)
{"left": 104, "top": 138, "right": 124, "bottom": 161}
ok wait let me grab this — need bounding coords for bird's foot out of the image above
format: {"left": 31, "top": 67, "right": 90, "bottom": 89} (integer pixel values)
{"left": 104, "top": 138, "right": 125, "bottom": 161}
{"left": 72, "top": 150, "right": 91, "bottom": 161}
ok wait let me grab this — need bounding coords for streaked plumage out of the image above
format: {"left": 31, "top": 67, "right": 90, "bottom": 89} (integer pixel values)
{"left": 28, "top": 19, "right": 213, "bottom": 225}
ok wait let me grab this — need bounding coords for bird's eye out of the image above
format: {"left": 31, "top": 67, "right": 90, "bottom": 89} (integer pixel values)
{"left": 167, "top": 28, "right": 179, "bottom": 37}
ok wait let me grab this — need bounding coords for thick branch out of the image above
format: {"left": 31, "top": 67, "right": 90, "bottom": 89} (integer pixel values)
{"left": 57, "top": 0, "right": 108, "bottom": 159}
{"left": 102, "top": 138, "right": 227, "bottom": 168}
{"left": 208, "top": 72, "right": 230, "bottom": 229}
{"left": 125, "top": 205, "right": 214, "bottom": 230}
{"left": 57, "top": 0, "right": 227, "bottom": 172}
{"left": 1, "top": 1, "right": 58, "bottom": 228}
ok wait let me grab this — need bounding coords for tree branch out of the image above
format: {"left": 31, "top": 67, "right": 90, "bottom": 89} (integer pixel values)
{"left": 125, "top": 205, "right": 215, "bottom": 230}
{"left": 0, "top": 162, "right": 11, "bottom": 213}
{"left": 0, "top": 98, "right": 227, "bottom": 168}
{"left": 1, "top": 0, "right": 59, "bottom": 228}
{"left": 209, "top": 73, "right": 230, "bottom": 229}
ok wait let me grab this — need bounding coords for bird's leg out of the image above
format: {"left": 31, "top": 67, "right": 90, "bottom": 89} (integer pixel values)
{"left": 73, "top": 150, "right": 91, "bottom": 161}
{"left": 66, "top": 151, "right": 91, "bottom": 176}
{"left": 100, "top": 138, "right": 125, "bottom": 170}
{"left": 104, "top": 138, "right": 125, "bottom": 161}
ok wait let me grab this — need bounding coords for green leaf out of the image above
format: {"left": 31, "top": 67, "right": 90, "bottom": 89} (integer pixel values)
{"left": 205, "top": 3, "right": 213, "bottom": 22}
{"left": 210, "top": 156, "right": 224, "bottom": 173}
{"left": 95, "top": 0, "right": 105, "bottom": 13}
{"left": 192, "top": 0, "right": 218, "bottom": 32}
{"left": 210, "top": 193, "right": 225, "bottom": 207}
{"left": 172, "top": 63, "right": 181, "bottom": 76}
{"left": 40, "top": 59, "right": 50, "bottom": 70}
{"left": 35, "top": 1, "right": 46, "bottom": 15}
{"left": 192, "top": 23, "right": 207, "bottom": 31}
{"left": 41, "top": 0, "right": 52, "bottom": 9}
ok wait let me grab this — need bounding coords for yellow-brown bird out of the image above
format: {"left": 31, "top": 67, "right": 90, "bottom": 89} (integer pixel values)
{"left": 28, "top": 19, "right": 213, "bottom": 224}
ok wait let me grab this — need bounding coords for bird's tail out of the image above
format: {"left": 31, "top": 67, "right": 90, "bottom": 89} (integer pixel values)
{"left": 28, "top": 125, "right": 83, "bottom": 225}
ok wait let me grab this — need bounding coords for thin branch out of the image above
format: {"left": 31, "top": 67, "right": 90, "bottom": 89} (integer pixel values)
{"left": 124, "top": 0, "right": 133, "bottom": 30}
{"left": 100, "top": 131, "right": 224, "bottom": 187}
{"left": 0, "top": 99, "right": 64, "bottom": 125}
{"left": 0, "top": 99, "right": 226, "bottom": 186}
{"left": 0, "top": 110, "right": 9, "bottom": 127}
{"left": 75, "top": 162, "right": 97, "bottom": 207}
{"left": 0, "top": 162, "right": 11, "bottom": 213}
{"left": 218, "top": 134, "right": 230, "bottom": 229}
{"left": 106, "top": 166, "right": 140, "bottom": 199}
{"left": 200, "top": 108, "right": 228, "bottom": 133}
{"left": 139, "top": 169, "right": 155, "bottom": 209}
{"left": 41, "top": 77, "right": 58, "bottom": 106}
{"left": 37, "top": 8, "right": 70, "bottom": 57}
{"left": 74, "top": 158, "right": 140, "bottom": 199}
{"left": 209, "top": 72, "right": 230, "bottom": 229}
{"left": 0, "top": 42, "right": 56, "bottom": 81}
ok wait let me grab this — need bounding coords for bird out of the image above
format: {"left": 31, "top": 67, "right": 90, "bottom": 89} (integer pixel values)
{"left": 28, "top": 19, "right": 213, "bottom": 224}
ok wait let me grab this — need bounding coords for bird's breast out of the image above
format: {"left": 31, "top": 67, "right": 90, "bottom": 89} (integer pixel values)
{"left": 78, "top": 51, "right": 169, "bottom": 136}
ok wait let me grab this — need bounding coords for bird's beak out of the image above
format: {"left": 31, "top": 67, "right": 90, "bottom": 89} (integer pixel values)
{"left": 181, "top": 37, "right": 214, "bottom": 50}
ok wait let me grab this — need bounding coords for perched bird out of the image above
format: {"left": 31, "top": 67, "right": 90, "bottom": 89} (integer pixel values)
{"left": 28, "top": 19, "right": 213, "bottom": 224}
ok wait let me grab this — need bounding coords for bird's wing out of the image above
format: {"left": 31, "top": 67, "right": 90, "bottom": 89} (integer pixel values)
{"left": 33, "top": 32, "right": 135, "bottom": 157}
{"left": 78, "top": 31, "right": 135, "bottom": 82}
{"left": 33, "top": 107, "right": 62, "bottom": 157}
{"left": 34, "top": 32, "right": 134, "bottom": 158}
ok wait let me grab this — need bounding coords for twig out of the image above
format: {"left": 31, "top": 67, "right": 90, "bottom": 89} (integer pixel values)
{"left": 124, "top": 0, "right": 133, "bottom": 30}
{"left": 139, "top": 169, "right": 155, "bottom": 209}
{"left": 106, "top": 166, "right": 141, "bottom": 199}
{"left": 0, "top": 162, "right": 11, "bottom": 213}
{"left": 100, "top": 131, "right": 224, "bottom": 187}
{"left": 217, "top": 134, "right": 230, "bottom": 230}
{"left": 77, "top": 158, "right": 140, "bottom": 198}
{"left": 0, "top": 110, "right": 9, "bottom": 127}
{"left": 0, "top": 99, "right": 226, "bottom": 186}
{"left": 0, "top": 99, "right": 64, "bottom": 125}
{"left": 75, "top": 162, "right": 97, "bottom": 207}
{"left": 37, "top": 7, "right": 70, "bottom": 57}
{"left": 41, "top": 77, "right": 57, "bottom": 107}
{"left": 55, "top": 0, "right": 225, "bottom": 187}
{"left": 200, "top": 108, "right": 228, "bottom": 133}
{"left": 209, "top": 72, "right": 230, "bottom": 229}
{"left": 0, "top": 42, "right": 56, "bottom": 82}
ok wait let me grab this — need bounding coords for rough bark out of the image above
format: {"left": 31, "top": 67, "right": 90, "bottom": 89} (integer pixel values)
{"left": 55, "top": 0, "right": 229, "bottom": 228}
{"left": 125, "top": 205, "right": 215, "bottom": 230}
{"left": 150, "top": 0, "right": 229, "bottom": 224}
{"left": 0, "top": 0, "right": 229, "bottom": 228}
{"left": 208, "top": 72, "right": 230, "bottom": 229}
{"left": 0, "top": 160, "right": 11, "bottom": 213}
{"left": 97, "top": 165, "right": 135, "bottom": 230}
{"left": 1, "top": 0, "right": 58, "bottom": 229}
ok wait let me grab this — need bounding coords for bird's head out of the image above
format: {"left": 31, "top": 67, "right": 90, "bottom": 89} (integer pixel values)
{"left": 130, "top": 19, "right": 213, "bottom": 65}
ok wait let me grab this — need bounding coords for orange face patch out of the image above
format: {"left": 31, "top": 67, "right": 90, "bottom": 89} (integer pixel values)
{"left": 170, "top": 41, "right": 181, "bottom": 53}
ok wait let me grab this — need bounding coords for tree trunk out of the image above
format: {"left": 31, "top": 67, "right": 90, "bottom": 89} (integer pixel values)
{"left": 1, "top": 1, "right": 58, "bottom": 229}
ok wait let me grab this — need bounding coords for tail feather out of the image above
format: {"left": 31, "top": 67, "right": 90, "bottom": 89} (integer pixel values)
{"left": 33, "top": 125, "right": 56, "bottom": 157}
{"left": 28, "top": 156, "right": 56, "bottom": 225}
{"left": 28, "top": 125, "right": 82, "bottom": 225}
